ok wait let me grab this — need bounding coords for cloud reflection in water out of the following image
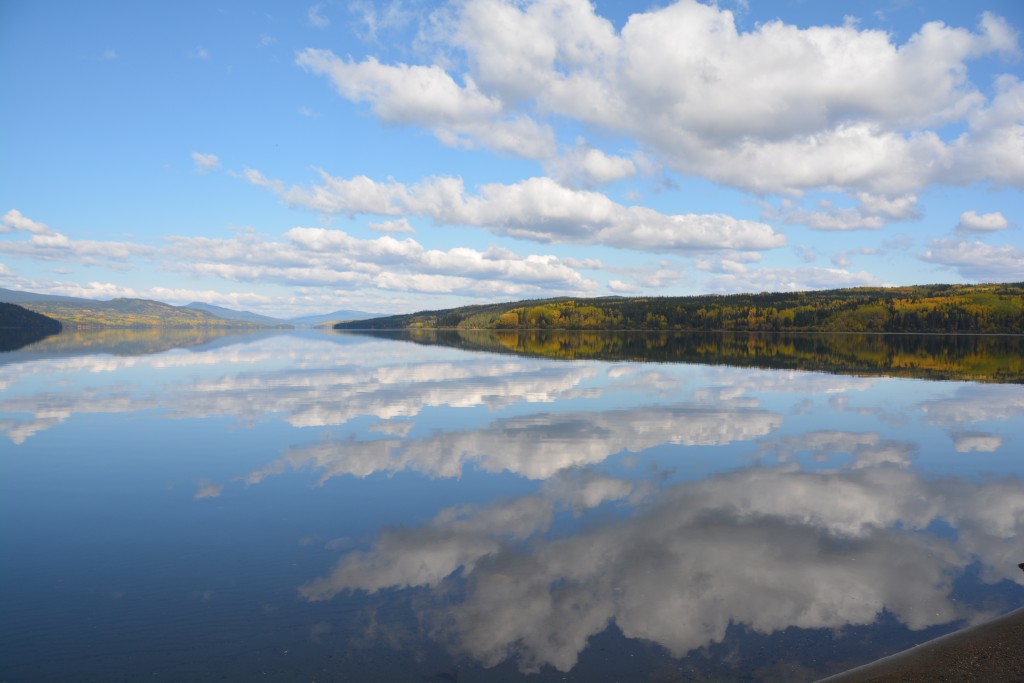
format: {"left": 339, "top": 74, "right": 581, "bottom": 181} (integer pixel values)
{"left": 299, "top": 434, "right": 1024, "bottom": 674}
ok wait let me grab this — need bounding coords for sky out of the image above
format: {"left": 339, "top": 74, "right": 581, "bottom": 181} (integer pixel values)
{"left": 1, "top": 0, "right": 1022, "bottom": 318}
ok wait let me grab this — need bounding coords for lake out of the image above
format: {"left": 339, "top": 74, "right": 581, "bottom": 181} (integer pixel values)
{"left": 2, "top": 329, "right": 1023, "bottom": 682}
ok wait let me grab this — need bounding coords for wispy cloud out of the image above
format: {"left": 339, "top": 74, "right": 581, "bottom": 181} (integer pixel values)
{"left": 191, "top": 152, "right": 221, "bottom": 174}
{"left": 0, "top": 209, "right": 153, "bottom": 267}
{"left": 307, "top": 3, "right": 330, "bottom": 28}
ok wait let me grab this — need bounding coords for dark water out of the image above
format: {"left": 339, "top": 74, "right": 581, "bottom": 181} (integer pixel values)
{"left": 1, "top": 329, "right": 1022, "bottom": 682}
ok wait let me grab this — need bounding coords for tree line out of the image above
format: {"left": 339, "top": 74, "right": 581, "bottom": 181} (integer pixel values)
{"left": 336, "top": 283, "right": 1024, "bottom": 335}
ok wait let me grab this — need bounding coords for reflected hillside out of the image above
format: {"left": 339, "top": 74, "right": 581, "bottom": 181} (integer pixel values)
{"left": 0, "top": 326, "right": 59, "bottom": 352}
{"left": 0, "top": 327, "right": 273, "bottom": 361}
{"left": 348, "top": 329, "right": 1024, "bottom": 383}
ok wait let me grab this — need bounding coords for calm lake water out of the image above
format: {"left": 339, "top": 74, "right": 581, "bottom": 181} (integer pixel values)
{"left": 2, "top": 329, "right": 1023, "bottom": 682}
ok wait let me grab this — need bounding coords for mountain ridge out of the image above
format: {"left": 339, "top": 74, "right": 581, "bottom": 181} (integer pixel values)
{"left": 184, "top": 301, "right": 292, "bottom": 328}
{"left": 0, "top": 288, "right": 268, "bottom": 329}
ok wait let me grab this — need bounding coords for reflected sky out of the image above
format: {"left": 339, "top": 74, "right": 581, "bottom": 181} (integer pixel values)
{"left": 1, "top": 330, "right": 1022, "bottom": 682}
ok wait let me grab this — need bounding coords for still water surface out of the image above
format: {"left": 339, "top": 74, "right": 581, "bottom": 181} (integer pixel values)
{"left": 2, "top": 329, "right": 1022, "bottom": 681}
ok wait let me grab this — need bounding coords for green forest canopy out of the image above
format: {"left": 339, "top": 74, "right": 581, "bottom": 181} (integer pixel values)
{"left": 335, "top": 283, "right": 1024, "bottom": 334}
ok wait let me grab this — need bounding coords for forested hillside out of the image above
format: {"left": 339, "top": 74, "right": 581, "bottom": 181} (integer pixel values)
{"left": 0, "top": 302, "right": 62, "bottom": 332}
{"left": 336, "top": 283, "right": 1024, "bottom": 334}
{"left": 0, "top": 303, "right": 63, "bottom": 351}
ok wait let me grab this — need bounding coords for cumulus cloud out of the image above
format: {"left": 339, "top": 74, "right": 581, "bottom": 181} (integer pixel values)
{"left": 302, "top": 0, "right": 1022, "bottom": 198}
{"left": 922, "top": 237, "right": 1024, "bottom": 281}
{"left": 2, "top": 209, "right": 55, "bottom": 235}
{"left": 545, "top": 142, "right": 639, "bottom": 187}
{"left": 296, "top": 49, "right": 556, "bottom": 159}
{"left": 191, "top": 152, "right": 221, "bottom": 173}
{"left": 245, "top": 168, "right": 785, "bottom": 253}
{"left": 956, "top": 210, "right": 1009, "bottom": 232}
{"left": 948, "top": 75, "right": 1024, "bottom": 188}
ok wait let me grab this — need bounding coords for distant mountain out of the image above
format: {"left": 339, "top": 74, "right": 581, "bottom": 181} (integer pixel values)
{"left": 185, "top": 302, "right": 292, "bottom": 328}
{"left": 288, "top": 309, "right": 378, "bottom": 327}
{"left": 0, "top": 288, "right": 272, "bottom": 329}
{"left": 0, "top": 286, "right": 94, "bottom": 305}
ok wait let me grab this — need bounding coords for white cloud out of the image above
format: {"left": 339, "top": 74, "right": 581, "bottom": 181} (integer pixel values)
{"left": 768, "top": 193, "right": 920, "bottom": 231}
{"left": 194, "top": 45, "right": 210, "bottom": 60}
{"left": 944, "top": 75, "right": 1024, "bottom": 189}
{"left": 191, "top": 151, "right": 221, "bottom": 174}
{"left": 2, "top": 209, "right": 55, "bottom": 235}
{"left": 956, "top": 210, "right": 1009, "bottom": 232}
{"left": 923, "top": 237, "right": 1024, "bottom": 281}
{"left": 296, "top": 49, "right": 556, "bottom": 159}
{"left": 4, "top": 279, "right": 273, "bottom": 310}
{"left": 545, "top": 142, "right": 638, "bottom": 187}
{"left": 607, "top": 279, "right": 639, "bottom": 293}
{"left": 165, "top": 225, "right": 597, "bottom": 296}
{"left": 704, "top": 266, "right": 883, "bottom": 293}
{"left": 307, "top": 1, "right": 1021, "bottom": 197}
{"left": 0, "top": 210, "right": 153, "bottom": 267}
{"left": 246, "top": 168, "right": 785, "bottom": 253}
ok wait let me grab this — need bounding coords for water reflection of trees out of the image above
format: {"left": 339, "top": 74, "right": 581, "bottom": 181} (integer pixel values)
{"left": 0, "top": 326, "right": 59, "bottom": 352}
{"left": 351, "top": 329, "right": 1024, "bottom": 383}
{"left": 9, "top": 327, "right": 263, "bottom": 357}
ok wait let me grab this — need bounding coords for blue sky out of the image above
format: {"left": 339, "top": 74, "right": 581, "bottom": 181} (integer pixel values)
{"left": 1, "top": 0, "right": 1022, "bottom": 317}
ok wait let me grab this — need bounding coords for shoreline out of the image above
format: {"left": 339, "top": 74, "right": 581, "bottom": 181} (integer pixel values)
{"left": 818, "top": 606, "right": 1024, "bottom": 682}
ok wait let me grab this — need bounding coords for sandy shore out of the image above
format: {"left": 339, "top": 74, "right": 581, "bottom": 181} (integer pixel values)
{"left": 817, "top": 606, "right": 1024, "bottom": 682}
